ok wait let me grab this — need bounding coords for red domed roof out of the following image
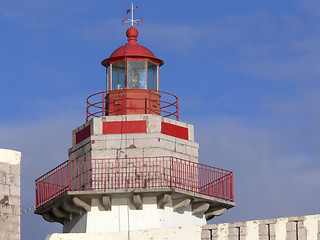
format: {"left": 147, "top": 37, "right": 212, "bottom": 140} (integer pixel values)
{"left": 101, "top": 26, "right": 163, "bottom": 67}
{"left": 109, "top": 43, "right": 156, "bottom": 58}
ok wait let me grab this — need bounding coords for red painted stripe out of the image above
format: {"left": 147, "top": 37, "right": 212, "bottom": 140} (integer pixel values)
{"left": 103, "top": 120, "right": 147, "bottom": 134}
{"left": 161, "top": 122, "right": 189, "bottom": 140}
{"left": 75, "top": 125, "right": 91, "bottom": 144}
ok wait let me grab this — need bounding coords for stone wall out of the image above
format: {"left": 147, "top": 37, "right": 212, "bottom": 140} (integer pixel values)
{"left": 0, "top": 148, "right": 21, "bottom": 240}
{"left": 202, "top": 214, "right": 320, "bottom": 240}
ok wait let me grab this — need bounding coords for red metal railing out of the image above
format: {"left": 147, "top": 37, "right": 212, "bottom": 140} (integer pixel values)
{"left": 35, "top": 161, "right": 69, "bottom": 207}
{"left": 86, "top": 90, "right": 179, "bottom": 121}
{"left": 35, "top": 157, "right": 233, "bottom": 208}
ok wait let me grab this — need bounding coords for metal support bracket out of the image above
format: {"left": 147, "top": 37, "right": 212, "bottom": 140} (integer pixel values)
{"left": 72, "top": 197, "right": 91, "bottom": 212}
{"left": 61, "top": 201, "right": 82, "bottom": 215}
{"left": 173, "top": 198, "right": 191, "bottom": 212}
{"left": 157, "top": 193, "right": 171, "bottom": 209}
{"left": 133, "top": 194, "right": 143, "bottom": 210}
{"left": 205, "top": 207, "right": 227, "bottom": 220}
{"left": 102, "top": 195, "right": 112, "bottom": 211}
{"left": 52, "top": 207, "right": 71, "bottom": 221}
{"left": 192, "top": 202, "right": 210, "bottom": 216}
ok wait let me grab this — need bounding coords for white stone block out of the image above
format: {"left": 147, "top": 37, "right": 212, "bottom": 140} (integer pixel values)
{"left": 90, "top": 149, "right": 118, "bottom": 159}
{"left": 10, "top": 164, "right": 20, "bottom": 175}
{"left": 304, "top": 215, "right": 319, "bottom": 240}
{"left": 188, "top": 125, "right": 195, "bottom": 141}
{"left": 91, "top": 140, "right": 107, "bottom": 150}
{"left": 125, "top": 148, "right": 144, "bottom": 158}
{"left": 147, "top": 115, "right": 161, "bottom": 133}
{"left": 172, "top": 152, "right": 190, "bottom": 161}
{"left": 9, "top": 186, "right": 20, "bottom": 198}
{"left": 105, "top": 139, "right": 125, "bottom": 150}
{"left": 246, "top": 221, "right": 259, "bottom": 240}
{"left": 101, "top": 115, "right": 123, "bottom": 122}
{"left": 0, "top": 185, "right": 10, "bottom": 195}
{"left": 6, "top": 174, "right": 20, "bottom": 186}
{"left": 0, "top": 162, "right": 10, "bottom": 174}
{"left": 200, "top": 229, "right": 210, "bottom": 240}
{"left": 174, "top": 141, "right": 186, "bottom": 154}
{"left": 162, "top": 139, "right": 177, "bottom": 152}
{"left": 186, "top": 141, "right": 199, "bottom": 148}
{"left": 143, "top": 148, "right": 173, "bottom": 158}
{"left": 92, "top": 118, "right": 102, "bottom": 135}
{"left": 91, "top": 135, "right": 108, "bottom": 141}
{"left": 185, "top": 145, "right": 199, "bottom": 158}
{"left": 0, "top": 172, "right": 5, "bottom": 184}
{"left": 217, "top": 223, "right": 229, "bottom": 239}
{"left": 8, "top": 196, "right": 20, "bottom": 206}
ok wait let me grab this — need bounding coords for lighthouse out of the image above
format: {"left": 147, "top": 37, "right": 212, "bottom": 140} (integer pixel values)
{"left": 34, "top": 5, "right": 235, "bottom": 239}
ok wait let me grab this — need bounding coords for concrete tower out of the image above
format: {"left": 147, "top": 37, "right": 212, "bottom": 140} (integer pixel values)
{"left": 35, "top": 5, "right": 235, "bottom": 240}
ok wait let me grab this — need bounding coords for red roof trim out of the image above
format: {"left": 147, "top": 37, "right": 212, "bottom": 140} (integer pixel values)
{"left": 101, "top": 55, "right": 164, "bottom": 67}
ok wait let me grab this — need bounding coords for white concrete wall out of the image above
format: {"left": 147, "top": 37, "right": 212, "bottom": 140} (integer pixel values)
{"left": 48, "top": 225, "right": 202, "bottom": 240}
{"left": 0, "top": 148, "right": 21, "bottom": 240}
{"left": 202, "top": 214, "right": 320, "bottom": 240}
{"left": 63, "top": 195, "right": 206, "bottom": 233}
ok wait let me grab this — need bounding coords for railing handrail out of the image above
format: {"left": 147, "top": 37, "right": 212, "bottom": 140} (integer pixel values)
{"left": 35, "top": 157, "right": 233, "bottom": 208}
{"left": 63, "top": 156, "right": 232, "bottom": 174}
{"left": 35, "top": 160, "right": 69, "bottom": 182}
{"left": 86, "top": 89, "right": 179, "bottom": 121}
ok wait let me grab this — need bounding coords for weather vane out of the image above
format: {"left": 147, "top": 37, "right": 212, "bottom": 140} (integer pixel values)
{"left": 122, "top": 2, "right": 143, "bottom": 26}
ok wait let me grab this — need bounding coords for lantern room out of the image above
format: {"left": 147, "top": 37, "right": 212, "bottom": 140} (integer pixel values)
{"left": 102, "top": 26, "right": 163, "bottom": 91}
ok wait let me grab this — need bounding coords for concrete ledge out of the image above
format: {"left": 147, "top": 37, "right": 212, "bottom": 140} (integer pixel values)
{"left": 0, "top": 148, "right": 21, "bottom": 165}
{"left": 46, "top": 225, "right": 202, "bottom": 240}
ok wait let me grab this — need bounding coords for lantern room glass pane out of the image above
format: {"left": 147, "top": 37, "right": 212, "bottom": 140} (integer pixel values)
{"left": 106, "top": 66, "right": 110, "bottom": 91}
{"left": 111, "top": 62, "right": 126, "bottom": 90}
{"left": 127, "top": 61, "right": 147, "bottom": 89}
{"left": 148, "top": 63, "right": 158, "bottom": 90}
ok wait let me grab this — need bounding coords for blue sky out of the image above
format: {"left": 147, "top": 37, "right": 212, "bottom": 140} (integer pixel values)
{"left": 0, "top": 0, "right": 320, "bottom": 239}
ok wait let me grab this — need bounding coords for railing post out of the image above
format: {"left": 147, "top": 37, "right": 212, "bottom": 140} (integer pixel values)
{"left": 68, "top": 160, "right": 71, "bottom": 191}
{"left": 149, "top": 90, "right": 151, "bottom": 114}
{"left": 170, "top": 157, "right": 173, "bottom": 188}
{"left": 176, "top": 97, "right": 179, "bottom": 121}
{"left": 86, "top": 101, "right": 89, "bottom": 122}
{"left": 231, "top": 173, "right": 234, "bottom": 202}
{"left": 103, "top": 91, "right": 105, "bottom": 117}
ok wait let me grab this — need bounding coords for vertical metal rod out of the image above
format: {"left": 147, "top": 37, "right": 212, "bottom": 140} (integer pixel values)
{"left": 176, "top": 97, "right": 179, "bottom": 121}
{"left": 103, "top": 91, "right": 105, "bottom": 117}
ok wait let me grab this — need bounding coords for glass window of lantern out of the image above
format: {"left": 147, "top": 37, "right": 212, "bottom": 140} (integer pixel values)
{"left": 111, "top": 62, "right": 126, "bottom": 90}
{"left": 148, "top": 62, "right": 158, "bottom": 90}
{"left": 106, "top": 66, "right": 110, "bottom": 91}
{"left": 127, "top": 61, "right": 147, "bottom": 89}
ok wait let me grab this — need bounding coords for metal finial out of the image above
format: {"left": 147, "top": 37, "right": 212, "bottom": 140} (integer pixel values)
{"left": 122, "top": 2, "right": 143, "bottom": 26}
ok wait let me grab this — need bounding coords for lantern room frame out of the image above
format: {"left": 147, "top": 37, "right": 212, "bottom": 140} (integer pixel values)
{"left": 105, "top": 58, "right": 160, "bottom": 91}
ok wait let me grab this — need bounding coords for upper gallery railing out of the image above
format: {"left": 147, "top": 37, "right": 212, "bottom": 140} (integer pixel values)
{"left": 86, "top": 90, "right": 179, "bottom": 121}
{"left": 35, "top": 157, "right": 233, "bottom": 208}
